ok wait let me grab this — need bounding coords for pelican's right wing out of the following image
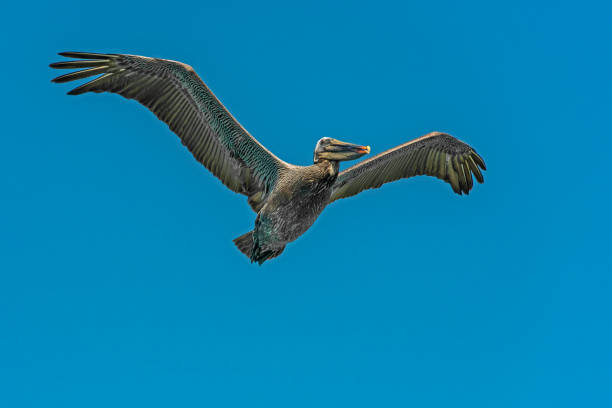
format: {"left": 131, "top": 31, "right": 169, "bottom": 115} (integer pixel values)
{"left": 330, "top": 132, "right": 486, "bottom": 202}
{"left": 51, "top": 52, "right": 286, "bottom": 211}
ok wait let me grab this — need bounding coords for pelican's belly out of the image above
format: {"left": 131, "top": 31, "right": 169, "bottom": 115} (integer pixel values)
{"left": 253, "top": 163, "right": 337, "bottom": 251}
{"left": 287, "top": 190, "right": 331, "bottom": 240}
{"left": 264, "top": 188, "right": 331, "bottom": 244}
{"left": 256, "top": 182, "right": 332, "bottom": 248}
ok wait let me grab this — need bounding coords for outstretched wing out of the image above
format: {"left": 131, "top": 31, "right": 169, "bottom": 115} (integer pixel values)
{"left": 330, "top": 132, "right": 486, "bottom": 202}
{"left": 50, "top": 51, "right": 287, "bottom": 212}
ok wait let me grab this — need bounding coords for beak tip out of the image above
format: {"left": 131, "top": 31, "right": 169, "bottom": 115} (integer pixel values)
{"left": 365, "top": 146, "right": 371, "bottom": 154}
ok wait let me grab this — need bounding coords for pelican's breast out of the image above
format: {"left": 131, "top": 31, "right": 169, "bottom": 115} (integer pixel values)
{"left": 259, "top": 163, "right": 337, "bottom": 244}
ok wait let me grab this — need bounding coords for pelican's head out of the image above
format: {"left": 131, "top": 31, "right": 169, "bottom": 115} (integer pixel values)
{"left": 313, "top": 137, "right": 370, "bottom": 163}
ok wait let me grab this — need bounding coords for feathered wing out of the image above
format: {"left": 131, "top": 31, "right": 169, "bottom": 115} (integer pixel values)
{"left": 50, "top": 52, "right": 287, "bottom": 212}
{"left": 329, "top": 132, "right": 486, "bottom": 202}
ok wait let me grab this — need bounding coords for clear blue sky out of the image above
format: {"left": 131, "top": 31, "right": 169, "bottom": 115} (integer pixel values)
{"left": 2, "top": 1, "right": 611, "bottom": 407}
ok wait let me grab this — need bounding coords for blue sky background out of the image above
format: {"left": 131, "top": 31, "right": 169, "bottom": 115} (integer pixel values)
{"left": 2, "top": 1, "right": 611, "bottom": 406}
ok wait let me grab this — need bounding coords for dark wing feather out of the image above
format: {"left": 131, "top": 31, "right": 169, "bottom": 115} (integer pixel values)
{"left": 330, "top": 132, "right": 486, "bottom": 202}
{"left": 50, "top": 51, "right": 287, "bottom": 212}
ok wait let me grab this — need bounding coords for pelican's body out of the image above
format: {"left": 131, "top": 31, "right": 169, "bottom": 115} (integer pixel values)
{"left": 240, "top": 160, "right": 339, "bottom": 261}
{"left": 51, "top": 52, "right": 486, "bottom": 264}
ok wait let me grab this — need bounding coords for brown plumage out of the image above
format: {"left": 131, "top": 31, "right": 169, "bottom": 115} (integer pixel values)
{"left": 330, "top": 132, "right": 486, "bottom": 201}
{"left": 51, "top": 51, "right": 486, "bottom": 265}
{"left": 50, "top": 52, "right": 283, "bottom": 212}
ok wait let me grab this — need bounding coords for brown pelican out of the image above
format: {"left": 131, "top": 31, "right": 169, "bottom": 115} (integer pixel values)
{"left": 51, "top": 52, "right": 486, "bottom": 264}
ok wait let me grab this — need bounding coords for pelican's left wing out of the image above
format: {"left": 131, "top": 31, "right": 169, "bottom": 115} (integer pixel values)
{"left": 329, "top": 132, "right": 486, "bottom": 202}
{"left": 50, "top": 52, "right": 287, "bottom": 212}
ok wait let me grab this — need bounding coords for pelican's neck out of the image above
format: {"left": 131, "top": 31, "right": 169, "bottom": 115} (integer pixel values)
{"left": 316, "top": 159, "right": 340, "bottom": 178}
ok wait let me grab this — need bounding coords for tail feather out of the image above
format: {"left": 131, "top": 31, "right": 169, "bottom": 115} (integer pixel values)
{"left": 232, "top": 231, "right": 285, "bottom": 265}
{"left": 252, "top": 246, "right": 285, "bottom": 265}
{"left": 233, "top": 231, "right": 254, "bottom": 258}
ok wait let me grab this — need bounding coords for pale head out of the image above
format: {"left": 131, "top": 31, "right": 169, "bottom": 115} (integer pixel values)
{"left": 313, "top": 137, "right": 370, "bottom": 163}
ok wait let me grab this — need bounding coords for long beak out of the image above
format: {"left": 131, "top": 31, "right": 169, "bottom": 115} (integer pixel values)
{"left": 321, "top": 139, "right": 371, "bottom": 161}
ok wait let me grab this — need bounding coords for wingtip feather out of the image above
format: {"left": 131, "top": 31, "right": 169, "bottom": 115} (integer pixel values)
{"left": 467, "top": 156, "right": 484, "bottom": 184}
{"left": 50, "top": 60, "right": 109, "bottom": 69}
{"left": 51, "top": 66, "right": 109, "bottom": 83}
{"left": 58, "top": 51, "right": 115, "bottom": 59}
{"left": 472, "top": 151, "right": 487, "bottom": 171}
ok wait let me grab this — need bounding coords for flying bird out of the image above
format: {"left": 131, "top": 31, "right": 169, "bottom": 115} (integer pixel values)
{"left": 50, "top": 52, "right": 486, "bottom": 264}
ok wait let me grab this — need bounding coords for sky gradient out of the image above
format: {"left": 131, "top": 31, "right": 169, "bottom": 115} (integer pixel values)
{"left": 2, "top": 1, "right": 611, "bottom": 407}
